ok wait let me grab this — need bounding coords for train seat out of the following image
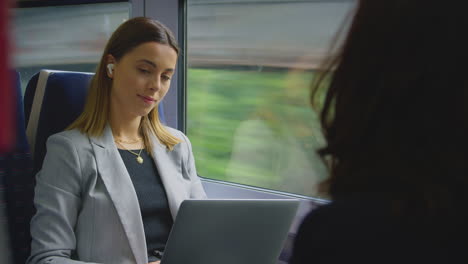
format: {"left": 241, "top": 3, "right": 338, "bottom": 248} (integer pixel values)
{"left": 24, "top": 70, "right": 93, "bottom": 175}
{"left": 0, "top": 70, "right": 35, "bottom": 264}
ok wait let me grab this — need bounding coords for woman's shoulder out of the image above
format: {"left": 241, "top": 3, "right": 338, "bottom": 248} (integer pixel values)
{"left": 164, "top": 126, "right": 187, "bottom": 139}
{"left": 47, "top": 129, "right": 92, "bottom": 152}
{"left": 162, "top": 125, "right": 191, "bottom": 146}
{"left": 291, "top": 200, "right": 396, "bottom": 264}
{"left": 49, "top": 128, "right": 88, "bottom": 142}
{"left": 163, "top": 125, "right": 185, "bottom": 138}
{"left": 159, "top": 126, "right": 194, "bottom": 159}
{"left": 292, "top": 198, "right": 465, "bottom": 264}
{"left": 294, "top": 198, "right": 399, "bottom": 252}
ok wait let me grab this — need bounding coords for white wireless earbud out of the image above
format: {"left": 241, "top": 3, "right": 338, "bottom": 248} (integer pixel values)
{"left": 107, "top": 64, "right": 114, "bottom": 75}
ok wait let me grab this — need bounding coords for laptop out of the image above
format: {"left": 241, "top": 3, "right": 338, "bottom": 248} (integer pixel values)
{"left": 160, "top": 199, "right": 300, "bottom": 264}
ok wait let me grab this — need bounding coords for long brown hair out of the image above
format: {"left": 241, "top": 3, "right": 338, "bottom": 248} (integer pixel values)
{"left": 312, "top": 0, "right": 468, "bottom": 212}
{"left": 68, "top": 17, "right": 181, "bottom": 152}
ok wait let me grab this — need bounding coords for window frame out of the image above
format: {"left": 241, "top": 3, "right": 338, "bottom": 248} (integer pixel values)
{"left": 17, "top": 0, "right": 128, "bottom": 8}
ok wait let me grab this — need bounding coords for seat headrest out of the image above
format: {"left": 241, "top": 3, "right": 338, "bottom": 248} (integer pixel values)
{"left": 24, "top": 70, "right": 93, "bottom": 174}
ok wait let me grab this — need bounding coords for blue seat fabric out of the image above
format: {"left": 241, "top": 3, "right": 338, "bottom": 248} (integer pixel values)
{"left": 24, "top": 72, "right": 92, "bottom": 175}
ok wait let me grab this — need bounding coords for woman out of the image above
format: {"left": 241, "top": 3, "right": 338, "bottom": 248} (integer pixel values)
{"left": 291, "top": 1, "right": 468, "bottom": 263}
{"left": 27, "top": 17, "right": 206, "bottom": 264}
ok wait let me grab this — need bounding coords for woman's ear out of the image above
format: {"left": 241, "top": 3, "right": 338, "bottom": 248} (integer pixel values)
{"left": 106, "top": 54, "right": 116, "bottom": 78}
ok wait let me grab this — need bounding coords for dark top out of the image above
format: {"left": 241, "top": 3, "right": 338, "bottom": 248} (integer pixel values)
{"left": 118, "top": 149, "right": 173, "bottom": 262}
{"left": 290, "top": 198, "right": 467, "bottom": 264}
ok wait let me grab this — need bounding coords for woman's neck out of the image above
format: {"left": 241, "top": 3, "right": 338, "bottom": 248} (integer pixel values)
{"left": 109, "top": 112, "right": 142, "bottom": 141}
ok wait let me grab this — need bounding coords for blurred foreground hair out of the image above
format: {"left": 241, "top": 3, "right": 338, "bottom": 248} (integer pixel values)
{"left": 312, "top": 0, "right": 468, "bottom": 214}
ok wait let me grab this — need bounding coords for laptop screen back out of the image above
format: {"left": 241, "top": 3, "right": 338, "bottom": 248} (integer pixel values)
{"left": 161, "top": 199, "right": 299, "bottom": 264}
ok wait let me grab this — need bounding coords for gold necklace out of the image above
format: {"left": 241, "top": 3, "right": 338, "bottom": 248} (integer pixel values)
{"left": 127, "top": 149, "right": 144, "bottom": 164}
{"left": 114, "top": 137, "right": 142, "bottom": 144}
{"left": 115, "top": 141, "right": 144, "bottom": 164}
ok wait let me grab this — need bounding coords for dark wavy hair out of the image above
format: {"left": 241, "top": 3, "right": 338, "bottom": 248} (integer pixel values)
{"left": 313, "top": 0, "right": 468, "bottom": 214}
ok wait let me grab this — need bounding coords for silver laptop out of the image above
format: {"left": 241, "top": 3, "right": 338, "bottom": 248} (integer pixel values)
{"left": 161, "top": 199, "right": 299, "bottom": 264}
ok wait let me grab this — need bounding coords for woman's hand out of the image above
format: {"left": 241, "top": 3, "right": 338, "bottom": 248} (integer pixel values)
{"left": 148, "top": 261, "right": 160, "bottom": 264}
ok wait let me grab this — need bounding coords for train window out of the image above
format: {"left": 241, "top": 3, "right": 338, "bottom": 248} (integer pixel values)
{"left": 186, "top": 0, "right": 355, "bottom": 197}
{"left": 12, "top": 2, "right": 129, "bottom": 94}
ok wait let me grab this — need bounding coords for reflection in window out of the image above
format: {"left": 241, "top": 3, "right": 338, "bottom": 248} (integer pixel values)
{"left": 187, "top": 0, "right": 355, "bottom": 197}
{"left": 13, "top": 2, "right": 129, "bottom": 93}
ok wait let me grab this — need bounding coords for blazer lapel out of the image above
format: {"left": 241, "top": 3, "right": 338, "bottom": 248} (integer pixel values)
{"left": 90, "top": 125, "right": 148, "bottom": 264}
{"left": 150, "top": 133, "right": 187, "bottom": 219}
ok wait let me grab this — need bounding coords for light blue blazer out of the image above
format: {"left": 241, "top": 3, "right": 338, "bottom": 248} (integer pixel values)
{"left": 27, "top": 125, "right": 207, "bottom": 264}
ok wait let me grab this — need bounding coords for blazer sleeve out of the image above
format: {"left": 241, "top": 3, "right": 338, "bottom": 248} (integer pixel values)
{"left": 27, "top": 134, "right": 101, "bottom": 264}
{"left": 179, "top": 132, "right": 207, "bottom": 199}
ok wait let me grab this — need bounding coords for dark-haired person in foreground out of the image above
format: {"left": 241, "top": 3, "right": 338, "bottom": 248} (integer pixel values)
{"left": 290, "top": 1, "right": 468, "bottom": 263}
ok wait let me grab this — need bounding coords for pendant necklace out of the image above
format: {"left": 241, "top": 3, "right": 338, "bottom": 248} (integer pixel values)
{"left": 127, "top": 149, "right": 144, "bottom": 164}
{"left": 115, "top": 141, "right": 144, "bottom": 164}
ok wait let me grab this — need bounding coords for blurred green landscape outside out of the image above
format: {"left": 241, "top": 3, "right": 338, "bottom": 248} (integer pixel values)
{"left": 187, "top": 68, "right": 328, "bottom": 198}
